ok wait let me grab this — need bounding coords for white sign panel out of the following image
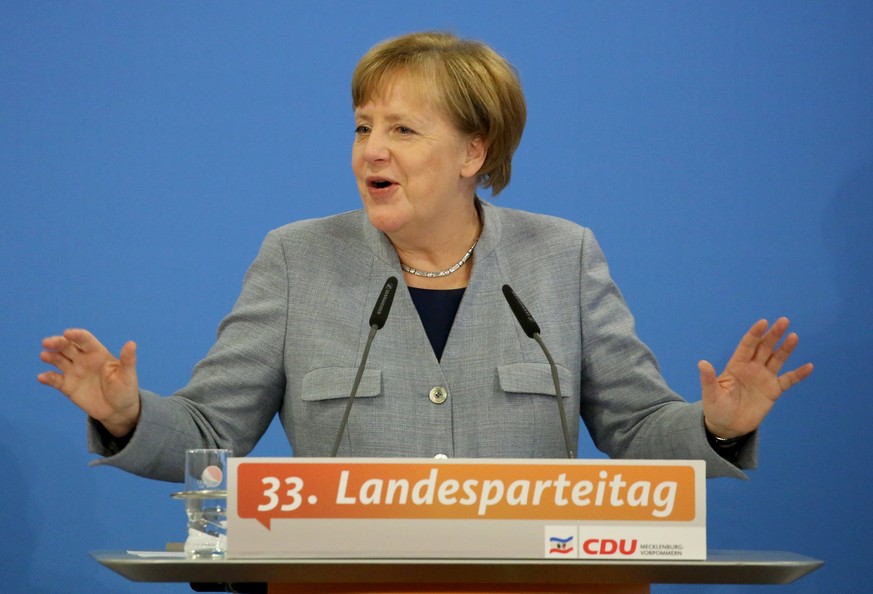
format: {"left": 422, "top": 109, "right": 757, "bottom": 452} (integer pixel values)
{"left": 227, "top": 458, "right": 706, "bottom": 560}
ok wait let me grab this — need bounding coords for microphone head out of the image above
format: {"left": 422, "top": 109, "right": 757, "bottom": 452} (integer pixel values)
{"left": 369, "top": 276, "right": 398, "bottom": 329}
{"left": 502, "top": 284, "right": 540, "bottom": 338}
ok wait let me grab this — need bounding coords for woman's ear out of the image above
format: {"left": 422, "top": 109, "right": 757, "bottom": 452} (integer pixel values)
{"left": 460, "top": 135, "right": 487, "bottom": 179}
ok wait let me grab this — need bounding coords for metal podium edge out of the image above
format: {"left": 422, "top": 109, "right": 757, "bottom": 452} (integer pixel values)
{"left": 91, "top": 550, "right": 823, "bottom": 586}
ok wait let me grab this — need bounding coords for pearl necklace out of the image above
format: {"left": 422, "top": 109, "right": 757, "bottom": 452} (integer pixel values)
{"left": 400, "top": 239, "right": 479, "bottom": 278}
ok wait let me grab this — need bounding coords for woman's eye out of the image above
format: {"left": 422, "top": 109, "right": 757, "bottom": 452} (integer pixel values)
{"left": 396, "top": 126, "right": 414, "bottom": 135}
{"left": 355, "top": 125, "right": 370, "bottom": 135}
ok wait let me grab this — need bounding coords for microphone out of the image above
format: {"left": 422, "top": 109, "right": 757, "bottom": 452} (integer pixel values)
{"left": 502, "top": 285, "right": 574, "bottom": 459}
{"left": 369, "top": 276, "right": 397, "bottom": 329}
{"left": 331, "top": 277, "right": 398, "bottom": 457}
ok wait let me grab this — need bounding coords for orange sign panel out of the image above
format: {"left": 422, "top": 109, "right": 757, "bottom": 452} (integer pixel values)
{"left": 236, "top": 460, "right": 696, "bottom": 529}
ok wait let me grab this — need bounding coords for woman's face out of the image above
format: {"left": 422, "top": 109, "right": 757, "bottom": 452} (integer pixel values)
{"left": 352, "top": 76, "right": 484, "bottom": 239}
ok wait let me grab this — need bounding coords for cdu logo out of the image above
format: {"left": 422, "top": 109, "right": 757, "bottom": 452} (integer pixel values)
{"left": 550, "top": 535, "right": 575, "bottom": 554}
{"left": 545, "top": 526, "right": 578, "bottom": 558}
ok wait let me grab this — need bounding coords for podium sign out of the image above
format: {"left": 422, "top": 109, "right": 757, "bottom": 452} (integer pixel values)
{"left": 227, "top": 458, "right": 705, "bottom": 561}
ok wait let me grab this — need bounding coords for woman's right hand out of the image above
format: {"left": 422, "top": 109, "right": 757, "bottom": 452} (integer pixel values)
{"left": 38, "top": 328, "right": 141, "bottom": 438}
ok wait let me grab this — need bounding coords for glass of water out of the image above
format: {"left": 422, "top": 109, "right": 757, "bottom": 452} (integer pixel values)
{"left": 178, "top": 448, "right": 231, "bottom": 559}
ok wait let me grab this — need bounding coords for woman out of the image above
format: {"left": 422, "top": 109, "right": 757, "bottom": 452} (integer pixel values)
{"left": 38, "top": 32, "right": 812, "bottom": 481}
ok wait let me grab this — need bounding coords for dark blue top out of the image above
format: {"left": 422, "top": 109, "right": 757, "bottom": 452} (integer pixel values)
{"left": 408, "top": 287, "right": 465, "bottom": 361}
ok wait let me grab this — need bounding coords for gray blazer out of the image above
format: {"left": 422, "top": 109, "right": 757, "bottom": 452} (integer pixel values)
{"left": 89, "top": 200, "right": 755, "bottom": 480}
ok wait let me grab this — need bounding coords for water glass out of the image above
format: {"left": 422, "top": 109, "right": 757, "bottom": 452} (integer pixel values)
{"left": 182, "top": 448, "right": 230, "bottom": 559}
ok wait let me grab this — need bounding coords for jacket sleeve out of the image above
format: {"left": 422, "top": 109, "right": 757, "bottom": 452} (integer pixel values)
{"left": 576, "top": 229, "right": 757, "bottom": 479}
{"left": 86, "top": 230, "right": 290, "bottom": 482}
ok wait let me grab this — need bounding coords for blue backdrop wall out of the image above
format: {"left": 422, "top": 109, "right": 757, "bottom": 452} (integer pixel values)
{"left": 2, "top": 2, "right": 871, "bottom": 592}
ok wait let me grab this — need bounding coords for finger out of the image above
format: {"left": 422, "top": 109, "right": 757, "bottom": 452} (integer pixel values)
{"left": 731, "top": 319, "right": 769, "bottom": 363}
{"left": 63, "top": 328, "right": 100, "bottom": 353}
{"left": 40, "top": 349, "right": 73, "bottom": 371}
{"left": 42, "top": 335, "right": 73, "bottom": 353}
{"left": 37, "top": 370, "right": 65, "bottom": 390}
{"left": 55, "top": 328, "right": 107, "bottom": 363}
{"left": 752, "top": 317, "right": 789, "bottom": 364}
{"left": 765, "top": 332, "right": 799, "bottom": 373}
{"left": 119, "top": 341, "right": 137, "bottom": 373}
{"left": 778, "top": 362, "right": 814, "bottom": 392}
{"left": 42, "top": 333, "right": 83, "bottom": 361}
{"left": 697, "top": 360, "right": 718, "bottom": 399}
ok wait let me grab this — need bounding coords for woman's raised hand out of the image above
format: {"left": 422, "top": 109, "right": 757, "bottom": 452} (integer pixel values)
{"left": 699, "top": 317, "right": 813, "bottom": 439}
{"left": 39, "top": 328, "right": 141, "bottom": 438}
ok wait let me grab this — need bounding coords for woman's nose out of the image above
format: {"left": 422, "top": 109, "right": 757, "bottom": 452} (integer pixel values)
{"left": 362, "top": 129, "right": 390, "bottom": 163}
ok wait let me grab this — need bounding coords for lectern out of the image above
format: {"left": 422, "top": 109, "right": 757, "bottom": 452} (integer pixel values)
{"left": 93, "top": 458, "right": 822, "bottom": 592}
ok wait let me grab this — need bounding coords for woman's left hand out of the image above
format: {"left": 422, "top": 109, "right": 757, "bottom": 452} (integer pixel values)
{"left": 698, "top": 317, "right": 813, "bottom": 439}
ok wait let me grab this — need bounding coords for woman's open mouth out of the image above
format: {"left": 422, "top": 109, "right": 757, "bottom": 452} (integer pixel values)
{"left": 367, "top": 177, "right": 395, "bottom": 190}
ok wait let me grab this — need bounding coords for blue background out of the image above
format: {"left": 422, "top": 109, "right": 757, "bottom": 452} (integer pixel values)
{"left": 2, "top": 1, "right": 871, "bottom": 592}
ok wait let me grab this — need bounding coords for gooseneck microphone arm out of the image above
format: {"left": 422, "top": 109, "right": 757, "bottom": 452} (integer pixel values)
{"left": 331, "top": 277, "right": 398, "bottom": 457}
{"left": 502, "top": 284, "right": 575, "bottom": 459}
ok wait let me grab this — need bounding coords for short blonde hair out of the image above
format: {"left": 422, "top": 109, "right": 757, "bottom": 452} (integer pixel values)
{"left": 352, "top": 32, "right": 526, "bottom": 196}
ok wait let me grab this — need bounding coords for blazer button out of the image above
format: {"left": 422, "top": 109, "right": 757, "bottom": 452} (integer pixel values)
{"left": 429, "top": 386, "right": 448, "bottom": 404}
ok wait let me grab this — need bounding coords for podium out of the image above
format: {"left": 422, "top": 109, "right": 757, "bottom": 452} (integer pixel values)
{"left": 95, "top": 458, "right": 822, "bottom": 591}
{"left": 92, "top": 549, "right": 822, "bottom": 593}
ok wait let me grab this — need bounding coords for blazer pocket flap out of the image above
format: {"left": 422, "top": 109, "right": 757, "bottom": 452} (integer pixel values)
{"left": 301, "top": 367, "right": 382, "bottom": 401}
{"left": 497, "top": 363, "right": 572, "bottom": 398}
